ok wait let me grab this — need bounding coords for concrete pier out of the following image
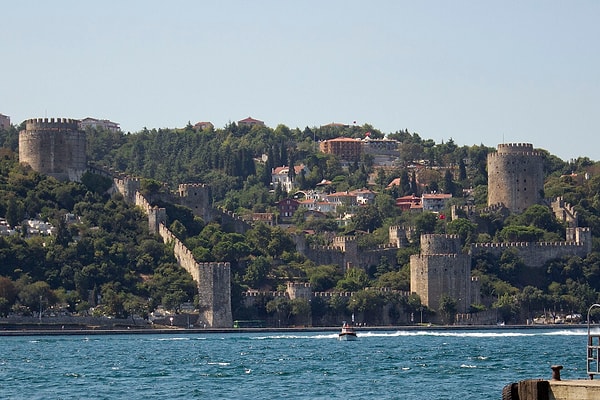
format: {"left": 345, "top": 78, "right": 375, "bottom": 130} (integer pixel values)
{"left": 548, "top": 380, "right": 600, "bottom": 400}
{"left": 502, "top": 365, "right": 600, "bottom": 399}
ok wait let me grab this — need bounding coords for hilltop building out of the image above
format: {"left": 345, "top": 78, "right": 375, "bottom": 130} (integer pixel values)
{"left": 0, "top": 113, "right": 10, "bottom": 130}
{"left": 238, "top": 116, "right": 265, "bottom": 128}
{"left": 79, "top": 117, "right": 120, "bottom": 132}
{"left": 319, "top": 137, "right": 362, "bottom": 161}
{"left": 193, "top": 121, "right": 214, "bottom": 131}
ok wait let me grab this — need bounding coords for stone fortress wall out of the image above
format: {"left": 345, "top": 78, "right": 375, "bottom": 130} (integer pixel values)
{"left": 20, "top": 129, "right": 594, "bottom": 325}
{"left": 19, "top": 118, "right": 87, "bottom": 181}
{"left": 487, "top": 143, "right": 544, "bottom": 213}
{"left": 469, "top": 227, "right": 591, "bottom": 267}
{"left": 111, "top": 174, "right": 233, "bottom": 328}
{"left": 140, "top": 190, "right": 232, "bottom": 328}
{"left": 410, "top": 234, "right": 476, "bottom": 315}
{"left": 294, "top": 225, "right": 408, "bottom": 272}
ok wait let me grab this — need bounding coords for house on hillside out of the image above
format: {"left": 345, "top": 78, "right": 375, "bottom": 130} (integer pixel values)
{"left": 193, "top": 121, "right": 214, "bottom": 131}
{"left": 395, "top": 195, "right": 422, "bottom": 211}
{"left": 326, "top": 191, "right": 358, "bottom": 207}
{"left": 421, "top": 193, "right": 452, "bottom": 212}
{"left": 79, "top": 117, "right": 120, "bottom": 132}
{"left": 353, "top": 188, "right": 377, "bottom": 205}
{"left": 271, "top": 164, "right": 309, "bottom": 193}
{"left": 277, "top": 198, "right": 300, "bottom": 218}
{"left": 299, "top": 199, "right": 338, "bottom": 214}
{"left": 238, "top": 116, "right": 265, "bottom": 127}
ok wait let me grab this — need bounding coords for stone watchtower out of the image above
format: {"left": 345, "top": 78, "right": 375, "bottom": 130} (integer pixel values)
{"left": 410, "top": 234, "right": 473, "bottom": 314}
{"left": 19, "top": 118, "right": 87, "bottom": 181}
{"left": 487, "top": 143, "right": 544, "bottom": 213}
{"left": 196, "top": 262, "right": 233, "bottom": 328}
{"left": 178, "top": 183, "right": 211, "bottom": 222}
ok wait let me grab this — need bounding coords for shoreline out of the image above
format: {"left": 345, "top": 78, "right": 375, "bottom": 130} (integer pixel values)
{"left": 0, "top": 322, "right": 590, "bottom": 336}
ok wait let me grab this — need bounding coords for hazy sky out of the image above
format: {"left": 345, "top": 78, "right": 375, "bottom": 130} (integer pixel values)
{"left": 3, "top": 1, "right": 599, "bottom": 161}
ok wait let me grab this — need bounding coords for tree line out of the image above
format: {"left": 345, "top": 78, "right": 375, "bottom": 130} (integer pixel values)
{"left": 1, "top": 121, "right": 600, "bottom": 324}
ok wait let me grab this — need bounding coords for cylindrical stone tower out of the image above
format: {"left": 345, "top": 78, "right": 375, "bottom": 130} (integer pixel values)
{"left": 487, "top": 143, "right": 543, "bottom": 213}
{"left": 19, "top": 117, "right": 87, "bottom": 181}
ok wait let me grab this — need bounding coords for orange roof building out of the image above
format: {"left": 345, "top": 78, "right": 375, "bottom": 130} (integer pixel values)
{"left": 319, "top": 137, "right": 362, "bottom": 161}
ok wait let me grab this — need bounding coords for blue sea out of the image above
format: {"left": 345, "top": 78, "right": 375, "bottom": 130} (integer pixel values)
{"left": 0, "top": 328, "right": 589, "bottom": 399}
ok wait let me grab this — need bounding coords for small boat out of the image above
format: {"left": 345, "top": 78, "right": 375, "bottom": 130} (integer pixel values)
{"left": 338, "top": 322, "right": 357, "bottom": 341}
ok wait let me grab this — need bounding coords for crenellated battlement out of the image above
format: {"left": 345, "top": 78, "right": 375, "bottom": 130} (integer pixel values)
{"left": 309, "top": 245, "right": 344, "bottom": 253}
{"left": 242, "top": 290, "right": 287, "bottom": 298}
{"left": 333, "top": 236, "right": 357, "bottom": 243}
{"left": 471, "top": 241, "right": 584, "bottom": 249}
{"left": 179, "top": 183, "right": 208, "bottom": 190}
{"left": 420, "top": 234, "right": 463, "bottom": 255}
{"left": 495, "top": 142, "right": 534, "bottom": 153}
{"left": 197, "top": 262, "right": 230, "bottom": 268}
{"left": 480, "top": 202, "right": 505, "bottom": 214}
{"left": 488, "top": 150, "right": 542, "bottom": 158}
{"left": 374, "top": 243, "right": 399, "bottom": 250}
{"left": 287, "top": 282, "right": 311, "bottom": 288}
{"left": 25, "top": 117, "right": 80, "bottom": 131}
{"left": 470, "top": 236, "right": 590, "bottom": 268}
{"left": 551, "top": 196, "right": 578, "bottom": 227}
{"left": 421, "top": 234, "right": 460, "bottom": 241}
{"left": 412, "top": 253, "right": 463, "bottom": 259}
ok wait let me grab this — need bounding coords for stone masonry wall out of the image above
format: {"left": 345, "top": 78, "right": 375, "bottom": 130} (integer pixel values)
{"left": 470, "top": 237, "right": 590, "bottom": 267}
{"left": 120, "top": 180, "right": 233, "bottom": 328}
{"left": 487, "top": 143, "right": 544, "bottom": 213}
{"left": 410, "top": 253, "right": 472, "bottom": 314}
{"left": 19, "top": 118, "right": 87, "bottom": 181}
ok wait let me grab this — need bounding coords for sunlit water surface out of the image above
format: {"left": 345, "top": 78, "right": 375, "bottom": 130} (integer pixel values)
{"left": 0, "top": 328, "right": 589, "bottom": 399}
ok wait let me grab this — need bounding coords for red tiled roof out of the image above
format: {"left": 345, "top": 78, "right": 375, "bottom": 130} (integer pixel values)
{"left": 325, "top": 137, "right": 360, "bottom": 142}
{"left": 422, "top": 193, "right": 452, "bottom": 199}
{"left": 238, "top": 116, "right": 264, "bottom": 124}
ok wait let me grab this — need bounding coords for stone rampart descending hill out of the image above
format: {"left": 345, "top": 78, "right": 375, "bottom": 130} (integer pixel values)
{"left": 94, "top": 166, "right": 233, "bottom": 328}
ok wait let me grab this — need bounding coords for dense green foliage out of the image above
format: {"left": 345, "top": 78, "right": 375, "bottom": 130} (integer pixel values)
{"left": 0, "top": 152, "right": 195, "bottom": 318}
{"left": 3, "top": 120, "right": 600, "bottom": 324}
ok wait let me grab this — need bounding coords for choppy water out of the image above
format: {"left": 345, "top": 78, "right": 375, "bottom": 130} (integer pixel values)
{"left": 0, "top": 328, "right": 589, "bottom": 399}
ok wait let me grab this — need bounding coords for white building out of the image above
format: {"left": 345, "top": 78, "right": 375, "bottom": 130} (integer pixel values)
{"left": 271, "top": 164, "right": 309, "bottom": 193}
{"left": 421, "top": 193, "right": 452, "bottom": 212}
{"left": 79, "top": 117, "right": 120, "bottom": 132}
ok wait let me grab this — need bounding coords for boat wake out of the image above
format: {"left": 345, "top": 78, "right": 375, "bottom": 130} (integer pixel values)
{"left": 356, "top": 329, "right": 587, "bottom": 338}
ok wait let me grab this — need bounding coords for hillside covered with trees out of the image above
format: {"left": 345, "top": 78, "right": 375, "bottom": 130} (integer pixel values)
{"left": 1, "top": 120, "right": 600, "bottom": 325}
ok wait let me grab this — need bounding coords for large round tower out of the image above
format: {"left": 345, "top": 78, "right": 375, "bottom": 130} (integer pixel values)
{"left": 19, "top": 118, "right": 87, "bottom": 181}
{"left": 487, "top": 143, "right": 543, "bottom": 213}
